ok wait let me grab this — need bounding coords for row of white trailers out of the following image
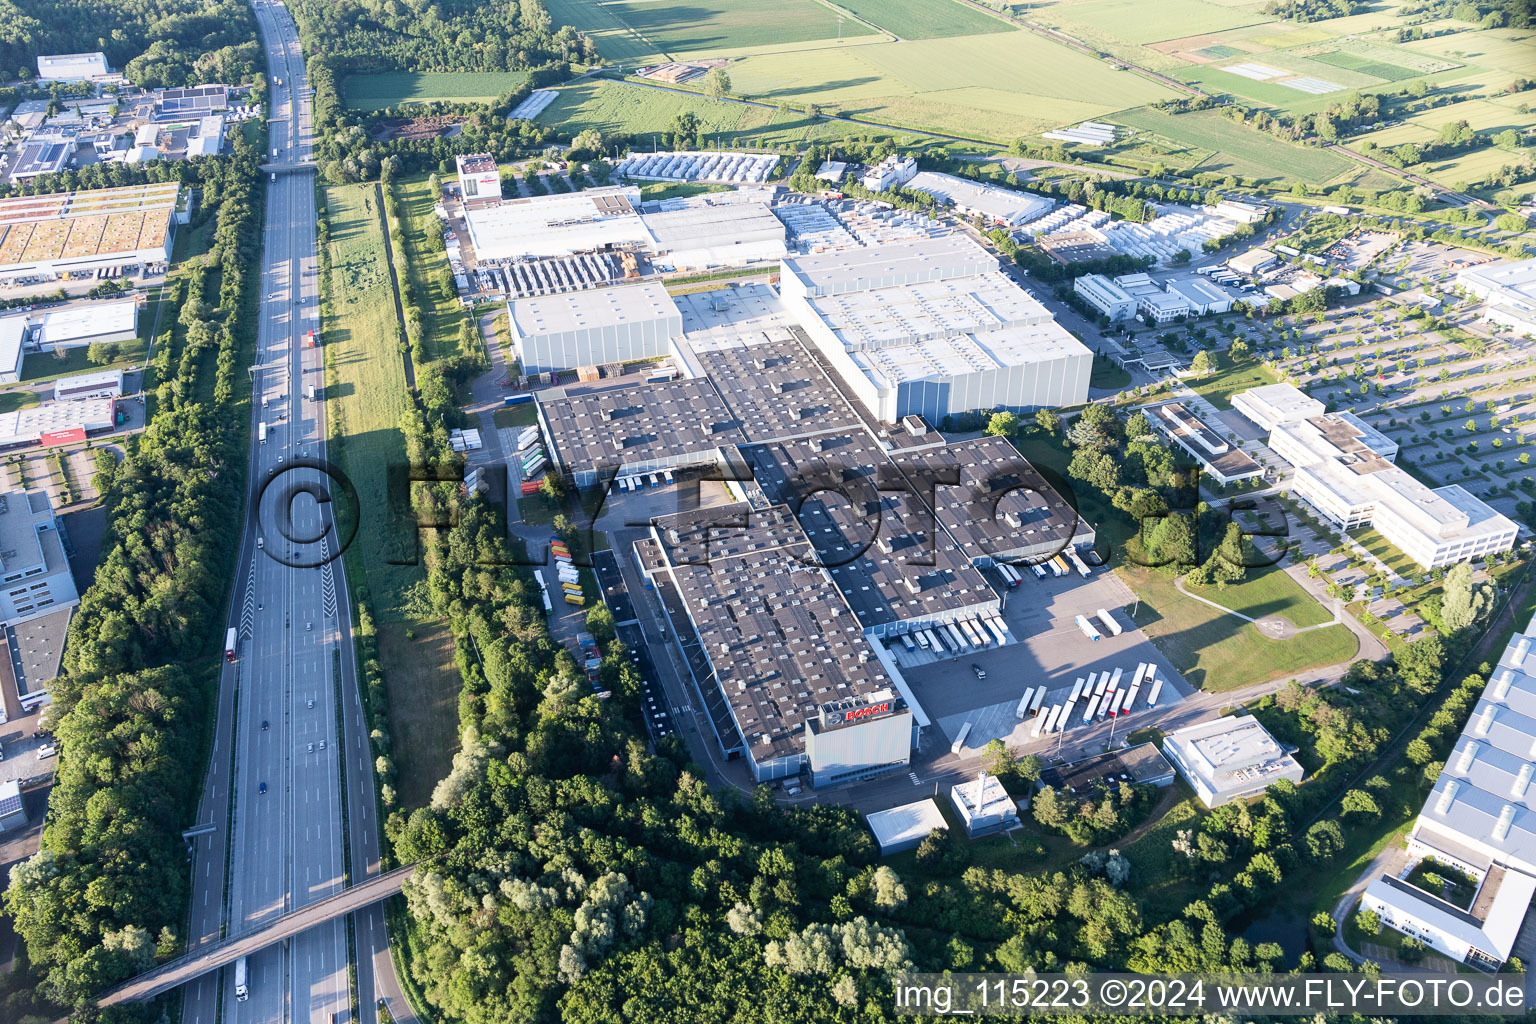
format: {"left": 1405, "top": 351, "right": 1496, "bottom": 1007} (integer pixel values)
{"left": 518, "top": 426, "right": 547, "bottom": 481}
{"left": 611, "top": 470, "right": 675, "bottom": 492}
{"left": 994, "top": 547, "right": 1092, "bottom": 588}
{"left": 893, "top": 614, "right": 1009, "bottom": 656}
{"left": 1017, "top": 662, "right": 1165, "bottom": 739}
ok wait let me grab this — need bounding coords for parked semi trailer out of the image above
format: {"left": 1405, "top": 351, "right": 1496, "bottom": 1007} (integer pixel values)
{"left": 1075, "top": 615, "right": 1102, "bottom": 641}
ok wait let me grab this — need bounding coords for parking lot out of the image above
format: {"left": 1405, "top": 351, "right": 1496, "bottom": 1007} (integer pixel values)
{"left": 896, "top": 561, "right": 1192, "bottom": 758}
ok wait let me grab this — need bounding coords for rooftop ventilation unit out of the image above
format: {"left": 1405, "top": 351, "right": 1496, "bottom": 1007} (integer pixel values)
{"left": 1476, "top": 704, "right": 1498, "bottom": 737}
{"left": 1494, "top": 668, "right": 1516, "bottom": 700}
{"left": 1514, "top": 763, "right": 1534, "bottom": 800}
{"left": 1495, "top": 803, "right": 1517, "bottom": 842}
{"left": 1458, "top": 741, "right": 1481, "bottom": 773}
{"left": 1515, "top": 637, "right": 1531, "bottom": 667}
{"left": 1436, "top": 780, "right": 1460, "bottom": 814}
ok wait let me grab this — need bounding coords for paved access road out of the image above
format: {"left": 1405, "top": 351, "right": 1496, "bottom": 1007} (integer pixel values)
{"left": 178, "top": 4, "right": 418, "bottom": 1024}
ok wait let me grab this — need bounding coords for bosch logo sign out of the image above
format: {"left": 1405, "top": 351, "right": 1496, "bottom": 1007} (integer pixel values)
{"left": 845, "top": 702, "right": 890, "bottom": 722}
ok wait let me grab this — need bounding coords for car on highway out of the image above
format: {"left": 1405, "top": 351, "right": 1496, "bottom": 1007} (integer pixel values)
{"left": 262, "top": 720, "right": 269, "bottom": 731}
{"left": 970, "top": 664, "right": 986, "bottom": 679}
{"left": 258, "top": 781, "right": 267, "bottom": 794}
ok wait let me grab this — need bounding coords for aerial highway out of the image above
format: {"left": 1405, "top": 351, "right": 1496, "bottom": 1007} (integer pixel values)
{"left": 176, "top": 4, "right": 418, "bottom": 1024}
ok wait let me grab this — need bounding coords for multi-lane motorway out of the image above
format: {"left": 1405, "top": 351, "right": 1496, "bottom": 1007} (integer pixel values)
{"left": 179, "top": 4, "right": 416, "bottom": 1024}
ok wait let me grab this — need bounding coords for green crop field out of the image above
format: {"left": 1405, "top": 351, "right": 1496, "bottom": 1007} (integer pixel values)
{"left": 729, "top": 31, "right": 1174, "bottom": 141}
{"left": 539, "top": 79, "right": 881, "bottom": 146}
{"left": 1196, "top": 44, "right": 1244, "bottom": 59}
{"left": 1405, "top": 26, "right": 1536, "bottom": 75}
{"left": 1111, "top": 107, "right": 1353, "bottom": 183}
{"left": 1044, "top": 0, "right": 1266, "bottom": 45}
{"left": 544, "top": 0, "right": 663, "bottom": 63}
{"left": 832, "top": 0, "right": 1009, "bottom": 39}
{"left": 602, "top": 0, "right": 875, "bottom": 58}
{"left": 1310, "top": 50, "right": 1418, "bottom": 82}
{"left": 343, "top": 71, "right": 528, "bottom": 110}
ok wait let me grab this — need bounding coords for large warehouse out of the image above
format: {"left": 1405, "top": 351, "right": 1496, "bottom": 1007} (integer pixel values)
{"left": 0, "top": 182, "right": 177, "bottom": 284}
{"left": 779, "top": 235, "right": 1091, "bottom": 423}
{"left": 638, "top": 503, "right": 926, "bottom": 786}
{"left": 1458, "top": 258, "right": 1536, "bottom": 336}
{"left": 465, "top": 187, "right": 651, "bottom": 261}
{"left": 1361, "top": 621, "right": 1536, "bottom": 971}
{"left": 508, "top": 280, "right": 681, "bottom": 374}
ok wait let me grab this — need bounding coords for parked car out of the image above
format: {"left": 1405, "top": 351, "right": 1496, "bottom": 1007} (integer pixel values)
{"left": 970, "top": 664, "right": 987, "bottom": 680}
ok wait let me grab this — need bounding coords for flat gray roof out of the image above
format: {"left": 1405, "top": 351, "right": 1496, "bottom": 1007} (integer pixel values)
{"left": 685, "top": 327, "right": 863, "bottom": 443}
{"left": 539, "top": 376, "right": 742, "bottom": 475}
{"left": 509, "top": 280, "right": 679, "bottom": 341}
{"left": 743, "top": 430, "right": 998, "bottom": 629}
{"left": 652, "top": 502, "right": 900, "bottom": 764}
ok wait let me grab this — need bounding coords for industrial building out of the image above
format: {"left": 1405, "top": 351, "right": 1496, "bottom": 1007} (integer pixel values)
{"left": 949, "top": 772, "right": 1019, "bottom": 837}
{"left": 464, "top": 187, "right": 650, "bottom": 261}
{"left": 34, "top": 299, "right": 137, "bottom": 349}
{"left": 0, "top": 490, "right": 80, "bottom": 627}
{"left": 1037, "top": 743, "right": 1176, "bottom": 795}
{"left": 1458, "top": 258, "right": 1536, "bottom": 336}
{"left": 891, "top": 434, "right": 1094, "bottom": 565}
{"left": 1360, "top": 620, "right": 1536, "bottom": 971}
{"left": 1231, "top": 382, "right": 1325, "bottom": 433}
{"left": 0, "top": 183, "right": 177, "bottom": 284}
{"left": 866, "top": 798, "right": 947, "bottom": 855}
{"left": 36, "top": 52, "right": 108, "bottom": 82}
{"left": 11, "top": 138, "right": 74, "bottom": 182}
{"left": 0, "top": 398, "right": 115, "bottom": 448}
{"left": 0, "top": 318, "right": 25, "bottom": 383}
{"left": 1148, "top": 401, "right": 1263, "bottom": 485}
{"left": 638, "top": 503, "right": 926, "bottom": 786}
{"left": 1073, "top": 274, "right": 1137, "bottom": 321}
{"left": 779, "top": 235, "right": 1091, "bottom": 423}
{"left": 507, "top": 280, "right": 681, "bottom": 374}
{"left": 1166, "top": 276, "right": 1236, "bottom": 315}
{"left": 1114, "top": 273, "right": 1190, "bottom": 324}
{"left": 54, "top": 368, "right": 124, "bottom": 401}
{"left": 861, "top": 155, "right": 917, "bottom": 192}
{"left": 537, "top": 376, "right": 743, "bottom": 487}
{"left": 1237, "top": 383, "right": 1517, "bottom": 569}
{"left": 903, "top": 172, "right": 1054, "bottom": 227}
{"left": 640, "top": 194, "right": 786, "bottom": 271}
{"left": 1227, "top": 248, "right": 1278, "bottom": 277}
{"left": 0, "top": 780, "right": 26, "bottom": 833}
{"left": 1162, "top": 714, "right": 1304, "bottom": 808}
{"left": 455, "top": 153, "right": 501, "bottom": 200}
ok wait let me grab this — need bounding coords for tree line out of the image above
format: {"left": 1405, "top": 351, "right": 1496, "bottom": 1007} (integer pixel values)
{"left": 2, "top": 126, "right": 266, "bottom": 1018}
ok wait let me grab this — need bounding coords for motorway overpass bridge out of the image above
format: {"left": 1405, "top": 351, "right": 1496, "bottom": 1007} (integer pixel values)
{"left": 262, "top": 161, "right": 317, "bottom": 175}
{"left": 81, "top": 865, "right": 416, "bottom": 1014}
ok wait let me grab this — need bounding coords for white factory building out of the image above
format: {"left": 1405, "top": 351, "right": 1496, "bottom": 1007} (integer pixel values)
{"left": 454, "top": 153, "right": 501, "bottom": 200}
{"left": 1235, "top": 383, "right": 1517, "bottom": 569}
{"left": 640, "top": 191, "right": 786, "bottom": 271}
{"left": 778, "top": 235, "right": 1091, "bottom": 423}
{"left": 34, "top": 299, "right": 137, "bottom": 349}
{"left": 1361, "top": 621, "right": 1536, "bottom": 971}
{"left": 36, "top": 52, "right": 108, "bottom": 82}
{"left": 0, "top": 490, "right": 80, "bottom": 627}
{"left": 1458, "top": 258, "right": 1536, "bottom": 336}
{"left": 0, "top": 318, "right": 25, "bottom": 384}
{"left": 508, "top": 281, "right": 682, "bottom": 374}
{"left": 903, "top": 172, "right": 1054, "bottom": 227}
{"left": 1162, "top": 714, "right": 1304, "bottom": 808}
{"left": 464, "top": 187, "right": 652, "bottom": 261}
{"left": 861, "top": 155, "right": 917, "bottom": 192}
{"left": 1073, "top": 274, "right": 1137, "bottom": 321}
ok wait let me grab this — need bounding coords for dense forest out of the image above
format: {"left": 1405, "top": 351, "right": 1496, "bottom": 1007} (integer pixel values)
{"left": 0, "top": 0, "right": 260, "bottom": 87}
{"left": 287, "top": 0, "right": 593, "bottom": 73}
{"left": 1, "top": 131, "right": 264, "bottom": 1020}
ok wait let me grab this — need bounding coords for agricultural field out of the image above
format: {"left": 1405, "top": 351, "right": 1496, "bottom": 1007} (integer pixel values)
{"left": 727, "top": 31, "right": 1175, "bottom": 141}
{"left": 1042, "top": 0, "right": 1267, "bottom": 46}
{"left": 1110, "top": 107, "right": 1355, "bottom": 183}
{"left": 539, "top": 78, "right": 890, "bottom": 147}
{"left": 343, "top": 71, "right": 528, "bottom": 110}
{"left": 833, "top": 0, "right": 1010, "bottom": 40}
{"left": 1403, "top": 26, "right": 1536, "bottom": 76}
{"left": 602, "top": 0, "right": 876, "bottom": 59}
{"left": 1346, "top": 95, "right": 1536, "bottom": 191}
{"left": 544, "top": 0, "right": 663, "bottom": 63}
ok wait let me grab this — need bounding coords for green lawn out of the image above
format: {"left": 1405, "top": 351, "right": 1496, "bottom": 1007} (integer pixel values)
{"left": 1121, "top": 564, "right": 1359, "bottom": 692}
{"left": 1089, "top": 355, "right": 1131, "bottom": 390}
{"left": 394, "top": 173, "right": 471, "bottom": 364}
{"left": 1348, "top": 526, "right": 1420, "bottom": 579}
{"left": 1110, "top": 107, "right": 1355, "bottom": 184}
{"left": 833, "top": 0, "right": 1010, "bottom": 39}
{"left": 494, "top": 403, "right": 538, "bottom": 430}
{"left": 1187, "top": 358, "right": 1278, "bottom": 411}
{"left": 21, "top": 338, "right": 148, "bottom": 385}
{"left": 639, "top": 181, "right": 736, "bottom": 202}
{"left": 544, "top": 0, "right": 664, "bottom": 63}
{"left": 0, "top": 388, "right": 38, "bottom": 414}
{"left": 320, "top": 183, "right": 423, "bottom": 619}
{"left": 342, "top": 71, "right": 529, "bottom": 110}
{"left": 1184, "top": 563, "right": 1335, "bottom": 628}
{"left": 1049, "top": 0, "right": 1265, "bottom": 44}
